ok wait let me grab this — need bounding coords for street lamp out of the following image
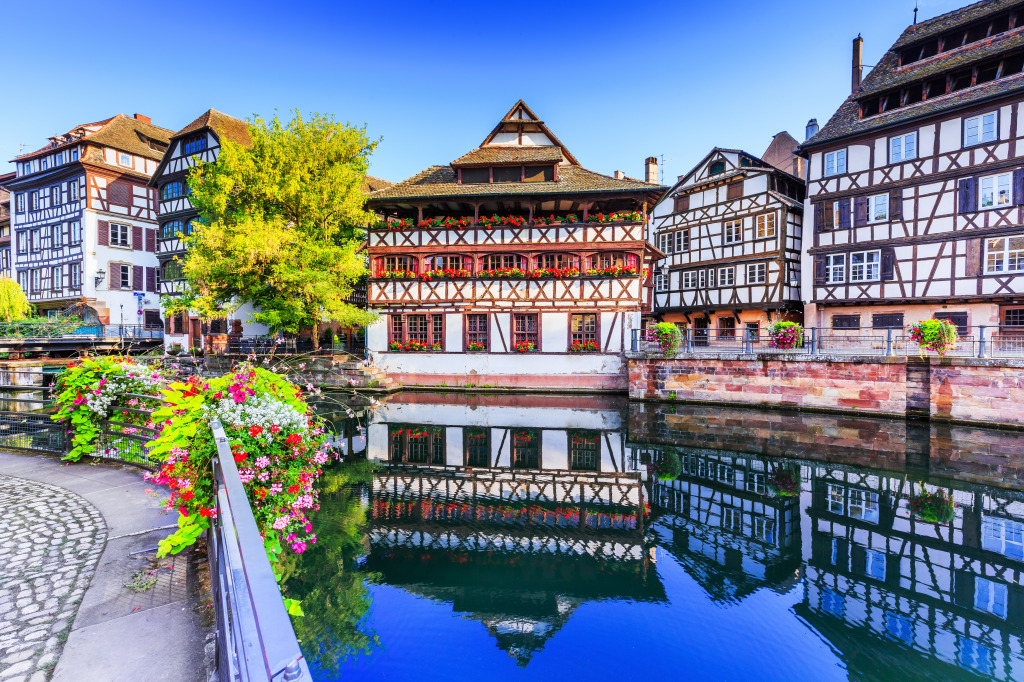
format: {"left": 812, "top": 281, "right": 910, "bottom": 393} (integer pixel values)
{"left": 94, "top": 268, "right": 106, "bottom": 288}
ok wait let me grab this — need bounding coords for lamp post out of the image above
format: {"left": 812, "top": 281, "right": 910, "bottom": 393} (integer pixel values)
{"left": 119, "top": 304, "right": 124, "bottom": 340}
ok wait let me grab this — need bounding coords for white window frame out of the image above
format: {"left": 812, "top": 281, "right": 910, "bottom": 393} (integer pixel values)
{"left": 718, "top": 266, "right": 735, "bottom": 286}
{"left": 70, "top": 262, "right": 81, "bottom": 287}
{"left": 15, "top": 194, "right": 24, "bottom": 213}
{"left": 752, "top": 516, "right": 775, "bottom": 543}
{"left": 118, "top": 263, "right": 131, "bottom": 289}
{"left": 889, "top": 132, "right": 917, "bottom": 163}
{"left": 659, "top": 233, "right": 674, "bottom": 255}
{"left": 721, "top": 506, "right": 742, "bottom": 533}
{"left": 827, "top": 484, "right": 845, "bottom": 514}
{"left": 824, "top": 149, "right": 847, "bottom": 177}
{"left": 867, "top": 194, "right": 889, "bottom": 223}
{"left": 864, "top": 548, "right": 886, "bottom": 580}
{"left": 50, "top": 265, "right": 61, "bottom": 291}
{"left": 979, "top": 172, "right": 1012, "bottom": 210}
{"left": 110, "top": 223, "right": 131, "bottom": 249}
{"left": 698, "top": 269, "right": 706, "bottom": 288}
{"left": 756, "top": 212, "right": 776, "bottom": 239}
{"left": 826, "top": 253, "right": 846, "bottom": 284}
{"left": 50, "top": 186, "right": 60, "bottom": 206}
{"left": 965, "top": 111, "right": 998, "bottom": 146}
{"left": 654, "top": 272, "right": 667, "bottom": 292}
{"left": 675, "top": 229, "right": 689, "bottom": 253}
{"left": 985, "top": 235, "right": 1024, "bottom": 273}
{"left": 29, "top": 228, "right": 40, "bottom": 253}
{"left": 30, "top": 268, "right": 40, "bottom": 293}
{"left": 70, "top": 221, "right": 82, "bottom": 245}
{"left": 724, "top": 219, "right": 742, "bottom": 244}
{"left": 682, "top": 270, "right": 698, "bottom": 289}
{"left": 707, "top": 268, "right": 715, "bottom": 288}
{"left": 982, "top": 517, "right": 1024, "bottom": 560}
{"left": 746, "top": 262, "right": 766, "bottom": 284}
{"left": 51, "top": 224, "right": 62, "bottom": 249}
{"left": 69, "top": 181, "right": 78, "bottom": 202}
{"left": 974, "top": 576, "right": 1008, "bottom": 619}
{"left": 118, "top": 151, "right": 133, "bottom": 167}
{"left": 850, "top": 250, "right": 881, "bottom": 282}
{"left": 848, "top": 489, "right": 880, "bottom": 522}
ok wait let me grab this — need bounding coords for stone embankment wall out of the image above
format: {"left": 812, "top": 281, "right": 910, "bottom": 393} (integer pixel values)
{"left": 628, "top": 354, "right": 1024, "bottom": 428}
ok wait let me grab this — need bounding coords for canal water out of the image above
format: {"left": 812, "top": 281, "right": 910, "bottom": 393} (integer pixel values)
{"left": 284, "top": 392, "right": 1024, "bottom": 681}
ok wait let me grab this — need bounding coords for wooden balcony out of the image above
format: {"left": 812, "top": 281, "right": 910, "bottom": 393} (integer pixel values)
{"left": 368, "top": 220, "right": 646, "bottom": 249}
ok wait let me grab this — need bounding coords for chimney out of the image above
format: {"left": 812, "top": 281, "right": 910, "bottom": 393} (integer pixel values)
{"left": 805, "top": 118, "right": 819, "bottom": 141}
{"left": 644, "top": 156, "right": 658, "bottom": 184}
{"left": 852, "top": 35, "right": 863, "bottom": 93}
{"left": 614, "top": 170, "right": 625, "bottom": 180}
{"left": 134, "top": 113, "right": 151, "bottom": 124}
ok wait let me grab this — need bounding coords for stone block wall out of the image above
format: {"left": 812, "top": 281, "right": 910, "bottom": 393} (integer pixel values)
{"left": 930, "top": 358, "right": 1024, "bottom": 428}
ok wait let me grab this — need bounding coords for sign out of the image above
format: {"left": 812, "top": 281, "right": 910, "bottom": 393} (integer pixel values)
{"left": 137, "top": 309, "right": 143, "bottom": 316}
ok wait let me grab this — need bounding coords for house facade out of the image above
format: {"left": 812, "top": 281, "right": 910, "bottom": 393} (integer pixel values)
{"left": 364, "top": 100, "right": 665, "bottom": 390}
{"left": 0, "top": 172, "right": 12, "bottom": 279}
{"left": 648, "top": 141, "right": 805, "bottom": 339}
{"left": 147, "top": 110, "right": 267, "bottom": 351}
{"left": 5, "top": 114, "right": 169, "bottom": 325}
{"left": 800, "top": 0, "right": 1024, "bottom": 334}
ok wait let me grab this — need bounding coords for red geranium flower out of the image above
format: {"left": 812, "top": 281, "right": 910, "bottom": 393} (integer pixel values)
{"left": 286, "top": 433, "right": 302, "bottom": 445}
{"left": 287, "top": 484, "right": 300, "bottom": 494}
{"left": 249, "top": 425, "right": 263, "bottom": 437}
{"left": 180, "top": 490, "right": 195, "bottom": 501}
{"left": 233, "top": 452, "right": 247, "bottom": 463}
{"left": 270, "top": 425, "right": 281, "bottom": 433}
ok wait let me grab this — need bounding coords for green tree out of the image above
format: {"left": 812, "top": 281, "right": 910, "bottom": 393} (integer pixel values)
{"left": 174, "top": 111, "right": 379, "bottom": 347}
{"left": 0, "top": 277, "right": 31, "bottom": 323}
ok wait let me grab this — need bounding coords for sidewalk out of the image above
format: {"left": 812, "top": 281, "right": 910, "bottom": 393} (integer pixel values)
{"left": 0, "top": 452, "right": 210, "bottom": 682}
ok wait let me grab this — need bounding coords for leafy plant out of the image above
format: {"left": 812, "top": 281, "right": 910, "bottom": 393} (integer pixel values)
{"left": 767, "top": 466, "right": 801, "bottom": 497}
{"left": 907, "top": 318, "right": 959, "bottom": 356}
{"left": 910, "top": 486, "right": 956, "bottom": 523}
{"left": 648, "top": 322, "right": 681, "bottom": 356}
{"left": 650, "top": 449, "right": 682, "bottom": 481}
{"left": 513, "top": 341, "right": 536, "bottom": 353}
{"left": 466, "top": 342, "right": 486, "bottom": 352}
{"left": 0, "top": 277, "right": 31, "bottom": 322}
{"left": 767, "top": 321, "right": 804, "bottom": 351}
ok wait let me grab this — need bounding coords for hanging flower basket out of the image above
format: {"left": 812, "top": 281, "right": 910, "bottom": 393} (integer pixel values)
{"left": 906, "top": 319, "right": 959, "bottom": 357}
{"left": 645, "top": 322, "right": 681, "bottom": 356}
{"left": 767, "top": 467, "right": 801, "bottom": 497}
{"left": 910, "top": 487, "right": 956, "bottom": 524}
{"left": 649, "top": 450, "right": 682, "bottom": 481}
{"left": 767, "top": 321, "right": 804, "bottom": 351}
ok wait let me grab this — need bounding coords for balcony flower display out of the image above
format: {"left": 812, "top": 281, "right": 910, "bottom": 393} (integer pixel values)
{"left": 907, "top": 318, "right": 959, "bottom": 357}
{"left": 466, "top": 342, "right": 486, "bottom": 352}
{"left": 417, "top": 216, "right": 472, "bottom": 229}
{"left": 767, "top": 321, "right": 804, "bottom": 351}
{"left": 389, "top": 340, "right": 430, "bottom": 352}
{"left": 529, "top": 267, "right": 579, "bottom": 279}
{"left": 646, "top": 322, "right": 681, "bottom": 356}
{"left": 376, "top": 270, "right": 418, "bottom": 279}
{"left": 649, "top": 449, "right": 683, "bottom": 481}
{"left": 477, "top": 214, "right": 527, "bottom": 228}
{"left": 767, "top": 466, "right": 801, "bottom": 497}
{"left": 478, "top": 267, "right": 525, "bottom": 278}
{"left": 570, "top": 432, "right": 600, "bottom": 444}
{"left": 419, "top": 268, "right": 472, "bottom": 281}
{"left": 584, "top": 210, "right": 644, "bottom": 224}
{"left": 514, "top": 429, "right": 536, "bottom": 442}
{"left": 910, "top": 487, "right": 956, "bottom": 524}
{"left": 533, "top": 213, "right": 578, "bottom": 226}
{"left": 570, "top": 340, "right": 600, "bottom": 352}
{"left": 586, "top": 265, "right": 640, "bottom": 277}
{"left": 371, "top": 218, "right": 415, "bottom": 231}
{"left": 513, "top": 341, "right": 536, "bottom": 353}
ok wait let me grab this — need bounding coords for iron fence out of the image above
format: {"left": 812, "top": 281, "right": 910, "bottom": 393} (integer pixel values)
{"left": 208, "top": 418, "right": 311, "bottom": 682}
{"left": 630, "top": 325, "right": 1024, "bottom": 359}
{"left": 0, "top": 322, "right": 162, "bottom": 341}
{"left": 218, "top": 335, "right": 364, "bottom": 357}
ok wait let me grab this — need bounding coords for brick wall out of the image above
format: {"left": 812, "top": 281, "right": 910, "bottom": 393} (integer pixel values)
{"left": 930, "top": 358, "right": 1024, "bottom": 427}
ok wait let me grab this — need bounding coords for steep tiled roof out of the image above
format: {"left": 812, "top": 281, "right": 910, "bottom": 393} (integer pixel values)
{"left": 804, "top": 0, "right": 1024, "bottom": 148}
{"left": 451, "top": 146, "right": 564, "bottom": 166}
{"left": 362, "top": 175, "right": 393, "bottom": 193}
{"left": 13, "top": 114, "right": 172, "bottom": 163}
{"left": 174, "top": 109, "right": 251, "bottom": 146}
{"left": 367, "top": 164, "right": 662, "bottom": 203}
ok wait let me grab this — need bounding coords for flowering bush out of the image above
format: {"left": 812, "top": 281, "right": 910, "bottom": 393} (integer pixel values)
{"left": 586, "top": 266, "right": 640, "bottom": 277}
{"left": 376, "top": 270, "right": 417, "bottom": 279}
{"left": 370, "top": 219, "right": 414, "bottom": 231}
{"left": 533, "top": 214, "right": 578, "bottom": 225}
{"left": 466, "top": 342, "right": 487, "bottom": 351}
{"left": 420, "top": 268, "right": 472, "bottom": 281}
{"left": 645, "top": 322, "right": 681, "bottom": 356}
{"left": 52, "top": 356, "right": 168, "bottom": 462}
{"left": 767, "top": 467, "right": 801, "bottom": 497}
{"left": 513, "top": 341, "right": 536, "bottom": 353}
{"left": 767, "top": 321, "right": 804, "bottom": 351}
{"left": 570, "top": 340, "right": 599, "bottom": 352}
{"left": 910, "top": 487, "right": 956, "bottom": 524}
{"left": 907, "top": 318, "right": 959, "bottom": 356}
{"left": 389, "top": 340, "right": 430, "bottom": 352}
{"left": 478, "top": 267, "right": 525, "bottom": 278}
{"left": 585, "top": 210, "right": 644, "bottom": 224}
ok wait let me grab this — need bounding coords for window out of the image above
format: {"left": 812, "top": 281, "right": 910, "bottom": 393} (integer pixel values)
{"left": 726, "top": 181, "right": 743, "bottom": 199}
{"left": 377, "top": 255, "right": 416, "bottom": 275}
{"left": 980, "top": 173, "right": 1013, "bottom": 213}
{"left": 430, "top": 314, "right": 443, "bottom": 348}
{"left": 512, "top": 428, "right": 540, "bottom": 469}
{"left": 41, "top": 157, "right": 48, "bottom": 171}
{"left": 182, "top": 135, "right": 207, "bottom": 155}
{"left": 724, "top": 219, "right": 742, "bottom": 244}
{"left": 29, "top": 191, "right": 37, "bottom": 211}
{"left": 752, "top": 516, "right": 775, "bottom": 543}
{"left": 513, "top": 313, "right": 538, "bottom": 349}
{"left": 50, "top": 186, "right": 60, "bottom": 205}
{"left": 389, "top": 314, "right": 443, "bottom": 350}
{"left": 832, "top": 314, "right": 860, "bottom": 329}
{"left": 570, "top": 313, "right": 597, "bottom": 347}
{"left": 674, "top": 195, "right": 689, "bottom": 212}
{"left": 17, "top": 271, "right": 26, "bottom": 290}
{"left": 388, "top": 424, "right": 444, "bottom": 465}
{"left": 69, "top": 262, "right": 81, "bottom": 287}
{"left": 863, "top": 549, "right": 887, "bottom": 581}
{"left": 1006, "top": 308, "right": 1024, "bottom": 327}
{"left": 116, "top": 263, "right": 131, "bottom": 289}
{"left": 721, "top": 507, "right": 742, "bottom": 533}
{"left": 492, "top": 166, "right": 521, "bottom": 183}
{"left": 568, "top": 430, "right": 600, "bottom": 471}
{"left": 406, "top": 315, "right": 428, "bottom": 344}
{"left": 29, "top": 228, "right": 40, "bottom": 253}
{"left": 826, "top": 254, "right": 846, "bottom": 284}
{"left": 698, "top": 269, "right": 706, "bottom": 288}
{"left": 51, "top": 225, "right": 62, "bottom": 248}
{"left": 424, "top": 254, "right": 468, "bottom": 271}
{"left": 50, "top": 266, "right": 62, "bottom": 291}
{"left": 16, "top": 232, "right": 26, "bottom": 254}
{"left": 654, "top": 272, "right": 667, "bottom": 291}
{"left": 718, "top": 267, "right": 734, "bottom": 286}
{"left": 965, "top": 112, "right": 998, "bottom": 146}
{"left": 872, "top": 312, "right": 904, "bottom": 329}
{"left": 821, "top": 588, "right": 846, "bottom": 618}
{"left": 958, "top": 636, "right": 994, "bottom": 676}
{"left": 982, "top": 517, "right": 1024, "bottom": 561}
{"left": 709, "top": 160, "right": 726, "bottom": 175}
{"left": 466, "top": 314, "right": 488, "bottom": 350}
{"left": 118, "top": 152, "right": 132, "bottom": 167}
{"left": 161, "top": 182, "right": 185, "bottom": 200}
{"left": 675, "top": 230, "right": 690, "bottom": 252}
{"left": 588, "top": 253, "right": 639, "bottom": 270}
{"left": 934, "top": 312, "right": 969, "bottom": 336}
{"left": 746, "top": 262, "right": 766, "bottom": 284}
{"left": 756, "top": 213, "right": 776, "bottom": 238}
{"left": 682, "top": 270, "right": 698, "bottom": 289}
{"left": 974, "top": 577, "right": 1008, "bottom": 619}
{"left": 824, "top": 149, "right": 847, "bottom": 176}
{"left": 69, "top": 181, "right": 78, "bottom": 202}
{"left": 162, "top": 261, "right": 184, "bottom": 280}
{"left": 183, "top": 218, "right": 201, "bottom": 236}
{"left": 848, "top": 489, "right": 880, "bottom": 522}
{"left": 70, "top": 148, "right": 78, "bottom": 162}
{"left": 890, "top": 132, "right": 917, "bottom": 162}
{"left": 160, "top": 220, "right": 184, "bottom": 240}
{"left": 850, "top": 250, "right": 881, "bottom": 282}
{"left": 69, "top": 221, "right": 82, "bottom": 244}
{"left": 110, "top": 223, "right": 131, "bottom": 248}
{"left": 867, "top": 194, "right": 889, "bottom": 222}
{"left": 987, "top": 235, "right": 1024, "bottom": 273}
{"left": 460, "top": 168, "right": 490, "bottom": 184}
{"left": 534, "top": 253, "right": 576, "bottom": 270}
{"left": 884, "top": 612, "right": 915, "bottom": 646}
{"left": 30, "top": 269, "right": 40, "bottom": 293}
{"left": 718, "top": 317, "right": 736, "bottom": 338}
{"left": 523, "top": 165, "right": 554, "bottom": 182}
{"left": 481, "top": 254, "right": 523, "bottom": 271}
{"left": 15, "top": 194, "right": 24, "bottom": 213}
{"left": 464, "top": 428, "right": 490, "bottom": 467}
{"left": 827, "top": 484, "right": 845, "bottom": 514}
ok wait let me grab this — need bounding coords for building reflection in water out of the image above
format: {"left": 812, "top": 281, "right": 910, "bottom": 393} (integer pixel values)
{"left": 353, "top": 393, "right": 1024, "bottom": 678}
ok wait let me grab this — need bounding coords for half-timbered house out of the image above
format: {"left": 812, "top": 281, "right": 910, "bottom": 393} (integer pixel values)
{"left": 0, "top": 172, "right": 13, "bottom": 279}
{"left": 148, "top": 110, "right": 268, "bottom": 351}
{"left": 649, "top": 142, "right": 805, "bottom": 339}
{"left": 5, "top": 114, "right": 170, "bottom": 325}
{"left": 364, "top": 100, "right": 665, "bottom": 390}
{"left": 800, "top": 1, "right": 1024, "bottom": 334}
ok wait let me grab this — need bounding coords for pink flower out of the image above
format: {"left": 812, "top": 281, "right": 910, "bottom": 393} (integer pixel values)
{"left": 273, "top": 517, "right": 289, "bottom": 530}
{"left": 255, "top": 456, "right": 270, "bottom": 469}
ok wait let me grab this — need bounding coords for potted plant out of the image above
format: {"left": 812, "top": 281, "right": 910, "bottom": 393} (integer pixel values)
{"left": 906, "top": 318, "right": 959, "bottom": 357}
{"left": 513, "top": 341, "right": 536, "bottom": 353}
{"left": 767, "top": 321, "right": 804, "bottom": 351}
{"left": 466, "top": 342, "right": 486, "bottom": 352}
{"left": 570, "top": 340, "right": 600, "bottom": 352}
{"left": 647, "top": 322, "right": 681, "bottom": 356}
{"left": 767, "top": 466, "right": 801, "bottom": 497}
{"left": 649, "top": 449, "right": 682, "bottom": 481}
{"left": 910, "top": 486, "right": 956, "bottom": 523}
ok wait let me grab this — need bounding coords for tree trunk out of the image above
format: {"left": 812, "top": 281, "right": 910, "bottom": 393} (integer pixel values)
{"left": 311, "top": 319, "right": 320, "bottom": 351}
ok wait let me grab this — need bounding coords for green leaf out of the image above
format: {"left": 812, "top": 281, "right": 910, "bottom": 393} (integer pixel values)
{"left": 283, "top": 598, "right": 304, "bottom": 617}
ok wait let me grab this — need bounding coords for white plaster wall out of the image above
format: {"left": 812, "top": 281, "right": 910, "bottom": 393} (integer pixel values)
{"left": 370, "top": 401, "right": 623, "bottom": 432}
{"left": 376, "top": 351, "right": 624, "bottom": 378}
{"left": 939, "top": 119, "right": 961, "bottom": 153}
{"left": 848, "top": 144, "right": 870, "bottom": 173}
{"left": 541, "top": 312, "right": 567, "bottom": 350}
{"left": 366, "top": 317, "right": 387, "bottom": 350}
{"left": 445, "top": 313, "right": 462, "bottom": 350}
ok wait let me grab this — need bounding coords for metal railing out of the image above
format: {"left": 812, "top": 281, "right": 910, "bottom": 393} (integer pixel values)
{"left": 630, "top": 325, "right": 1024, "bottom": 359}
{"left": 216, "top": 335, "right": 364, "bottom": 356}
{"left": 208, "top": 418, "right": 310, "bottom": 682}
{"left": 0, "top": 321, "right": 163, "bottom": 341}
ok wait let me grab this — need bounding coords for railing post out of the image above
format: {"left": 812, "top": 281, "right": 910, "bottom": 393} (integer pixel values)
{"left": 744, "top": 330, "right": 753, "bottom": 355}
{"left": 885, "top": 327, "right": 893, "bottom": 357}
{"left": 977, "top": 325, "right": 987, "bottom": 359}
{"left": 684, "top": 328, "right": 692, "bottom": 354}
{"left": 810, "top": 327, "right": 818, "bottom": 355}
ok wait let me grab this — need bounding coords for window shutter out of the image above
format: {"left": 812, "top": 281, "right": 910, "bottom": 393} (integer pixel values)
{"left": 98, "top": 220, "right": 109, "bottom": 246}
{"left": 966, "top": 237, "right": 982, "bottom": 277}
{"left": 814, "top": 256, "right": 826, "bottom": 284}
{"left": 145, "top": 228, "right": 156, "bottom": 252}
{"left": 889, "top": 189, "right": 903, "bottom": 220}
{"left": 145, "top": 267, "right": 156, "bottom": 292}
{"left": 853, "top": 197, "right": 868, "bottom": 227}
{"left": 837, "top": 198, "right": 851, "bottom": 229}
{"left": 109, "top": 264, "right": 119, "bottom": 290}
{"left": 132, "top": 225, "right": 143, "bottom": 251}
{"left": 881, "top": 246, "right": 895, "bottom": 280}
{"left": 133, "top": 265, "right": 143, "bottom": 291}
{"left": 1014, "top": 168, "right": 1024, "bottom": 206}
{"left": 959, "top": 177, "right": 977, "bottom": 213}
{"left": 726, "top": 181, "right": 743, "bottom": 199}
{"left": 814, "top": 202, "right": 825, "bottom": 232}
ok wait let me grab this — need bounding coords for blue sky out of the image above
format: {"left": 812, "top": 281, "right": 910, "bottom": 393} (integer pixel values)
{"left": 3, "top": 0, "right": 970, "bottom": 185}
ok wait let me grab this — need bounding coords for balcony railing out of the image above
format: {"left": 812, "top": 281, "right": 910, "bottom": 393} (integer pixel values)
{"left": 630, "top": 326, "right": 1024, "bottom": 360}
{"left": 0, "top": 322, "right": 163, "bottom": 341}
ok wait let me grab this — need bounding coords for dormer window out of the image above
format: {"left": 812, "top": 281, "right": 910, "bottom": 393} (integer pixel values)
{"left": 710, "top": 161, "right": 726, "bottom": 175}
{"left": 118, "top": 152, "right": 132, "bottom": 167}
{"left": 182, "top": 134, "right": 208, "bottom": 156}
{"left": 458, "top": 164, "right": 556, "bottom": 184}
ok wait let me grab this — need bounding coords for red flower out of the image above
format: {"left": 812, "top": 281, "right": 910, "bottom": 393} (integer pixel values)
{"left": 287, "top": 484, "right": 300, "bottom": 494}
{"left": 270, "top": 425, "right": 281, "bottom": 433}
{"left": 233, "top": 452, "right": 247, "bottom": 463}
{"left": 286, "top": 433, "right": 302, "bottom": 445}
{"left": 180, "top": 490, "right": 195, "bottom": 501}
{"left": 249, "top": 425, "right": 263, "bottom": 437}
{"left": 199, "top": 507, "right": 213, "bottom": 517}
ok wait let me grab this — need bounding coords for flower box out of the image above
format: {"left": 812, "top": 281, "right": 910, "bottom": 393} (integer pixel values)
{"left": 910, "top": 487, "right": 956, "bottom": 523}
{"left": 513, "top": 341, "right": 536, "bottom": 353}
{"left": 389, "top": 341, "right": 441, "bottom": 352}
{"left": 466, "top": 343, "right": 487, "bottom": 352}
{"left": 570, "top": 340, "right": 600, "bottom": 353}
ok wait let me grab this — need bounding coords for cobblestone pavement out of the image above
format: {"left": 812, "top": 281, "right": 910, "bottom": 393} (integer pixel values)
{"left": 0, "top": 474, "right": 106, "bottom": 682}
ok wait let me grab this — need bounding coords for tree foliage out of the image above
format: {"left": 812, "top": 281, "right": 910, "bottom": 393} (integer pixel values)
{"left": 0, "top": 277, "right": 31, "bottom": 323}
{"left": 173, "top": 112, "right": 379, "bottom": 345}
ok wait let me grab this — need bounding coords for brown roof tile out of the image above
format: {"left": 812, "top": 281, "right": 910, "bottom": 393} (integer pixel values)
{"left": 451, "top": 146, "right": 564, "bottom": 166}
{"left": 15, "top": 114, "right": 172, "bottom": 163}
{"left": 362, "top": 175, "right": 393, "bottom": 193}
{"left": 174, "top": 109, "right": 251, "bottom": 146}
{"left": 892, "top": 0, "right": 1018, "bottom": 49}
